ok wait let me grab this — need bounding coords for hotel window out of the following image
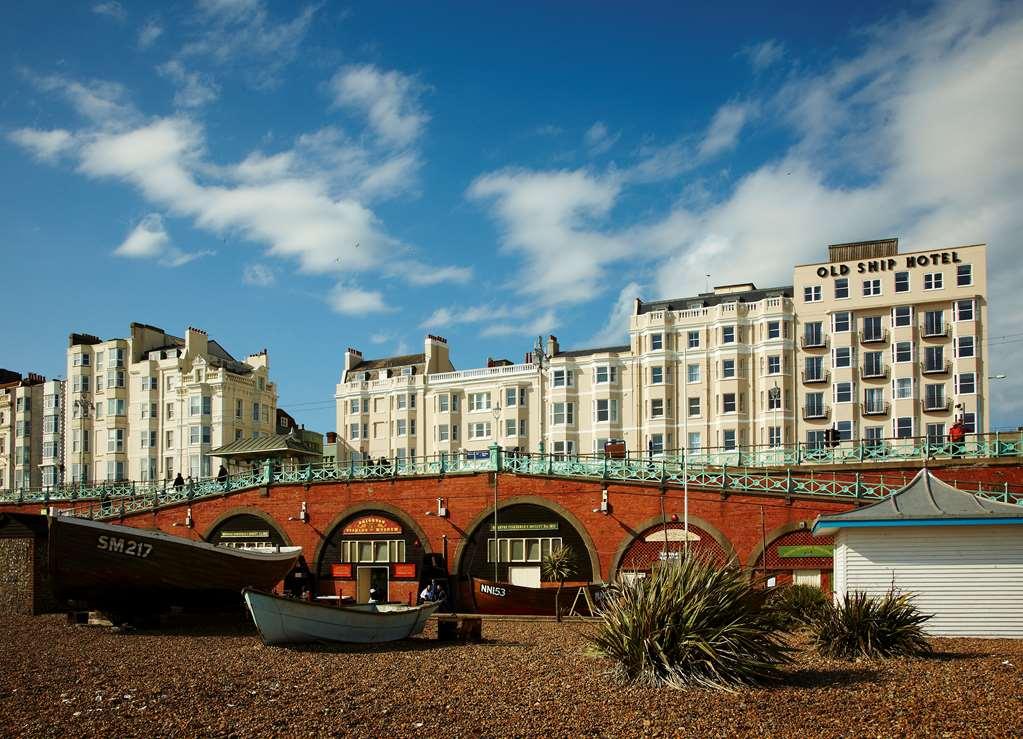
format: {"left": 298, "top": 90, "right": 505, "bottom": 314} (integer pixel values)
{"left": 832, "top": 312, "right": 850, "bottom": 332}
{"left": 437, "top": 394, "right": 449, "bottom": 412}
{"left": 252, "top": 402, "right": 259, "bottom": 422}
{"left": 804, "top": 321, "right": 824, "bottom": 346}
{"left": 767, "top": 388, "right": 782, "bottom": 410}
{"left": 469, "top": 392, "right": 491, "bottom": 411}
{"left": 469, "top": 421, "right": 491, "bottom": 439}
{"left": 834, "top": 278, "right": 849, "bottom": 299}
{"left": 862, "top": 278, "right": 881, "bottom": 296}
{"left": 835, "top": 420, "right": 853, "bottom": 441}
{"left": 202, "top": 426, "right": 211, "bottom": 444}
{"left": 107, "top": 429, "right": 124, "bottom": 453}
{"left": 650, "top": 333, "right": 663, "bottom": 351}
{"left": 487, "top": 537, "right": 561, "bottom": 564}
{"left": 349, "top": 398, "right": 359, "bottom": 414}
{"left": 107, "top": 370, "right": 125, "bottom": 388}
{"left": 722, "top": 359, "right": 735, "bottom": 379}
{"left": 95, "top": 403, "right": 104, "bottom": 419}
{"left": 648, "top": 434, "right": 664, "bottom": 453}
{"left": 688, "top": 397, "right": 701, "bottom": 416}
{"left": 893, "top": 342, "right": 912, "bottom": 363}
{"left": 894, "top": 271, "right": 910, "bottom": 292}
{"left": 805, "top": 356, "right": 824, "bottom": 381}
{"left": 519, "top": 419, "right": 527, "bottom": 436}
{"left": 924, "top": 346, "right": 944, "bottom": 373}
{"left": 864, "top": 426, "right": 884, "bottom": 447}
{"left": 551, "top": 402, "right": 574, "bottom": 425}
{"left": 552, "top": 369, "right": 572, "bottom": 388}
{"left": 895, "top": 417, "right": 913, "bottom": 438}
{"left": 396, "top": 394, "right": 407, "bottom": 410}
{"left": 962, "top": 412, "right": 976, "bottom": 433}
{"left": 955, "top": 372, "right": 976, "bottom": 394}
{"left": 833, "top": 347, "right": 852, "bottom": 368}
{"left": 894, "top": 377, "right": 913, "bottom": 400}
{"left": 189, "top": 425, "right": 201, "bottom": 444}
{"left": 396, "top": 419, "right": 407, "bottom": 437}
{"left": 349, "top": 423, "right": 360, "bottom": 440}
{"left": 957, "top": 264, "right": 973, "bottom": 286}
{"left": 107, "top": 461, "right": 125, "bottom": 481}
{"left": 504, "top": 388, "right": 517, "bottom": 407}
{"left": 504, "top": 418, "right": 517, "bottom": 437}
{"left": 650, "top": 367, "right": 664, "bottom": 384}
{"left": 722, "top": 393, "right": 736, "bottom": 413}
{"left": 804, "top": 285, "right": 822, "bottom": 303}
{"left": 723, "top": 430, "right": 737, "bottom": 450}
{"left": 923, "top": 272, "right": 943, "bottom": 290}
{"left": 687, "top": 330, "right": 700, "bottom": 349}
{"left": 594, "top": 365, "right": 617, "bottom": 384}
{"left": 687, "top": 364, "right": 700, "bottom": 383}
{"left": 451, "top": 395, "right": 460, "bottom": 412}
{"left": 437, "top": 424, "right": 449, "bottom": 441}
{"left": 864, "top": 388, "right": 884, "bottom": 413}
{"left": 235, "top": 429, "right": 243, "bottom": 441}
{"left": 554, "top": 441, "right": 576, "bottom": 458}
{"left": 165, "top": 429, "right": 174, "bottom": 448}
{"left": 863, "top": 351, "right": 883, "bottom": 376}
{"left": 687, "top": 432, "right": 701, "bottom": 452}
{"left": 834, "top": 382, "right": 852, "bottom": 403}
{"left": 955, "top": 336, "right": 974, "bottom": 358}
{"left": 862, "top": 315, "right": 883, "bottom": 341}
{"left": 924, "top": 383, "right": 946, "bottom": 410}
{"left": 767, "top": 321, "right": 781, "bottom": 339}
{"left": 595, "top": 398, "right": 618, "bottom": 422}
{"left": 722, "top": 325, "right": 735, "bottom": 344}
{"left": 768, "top": 356, "right": 781, "bottom": 375}
{"left": 954, "top": 299, "right": 974, "bottom": 321}
{"left": 893, "top": 306, "right": 913, "bottom": 327}
{"left": 16, "top": 421, "right": 30, "bottom": 437}
{"left": 926, "top": 423, "right": 946, "bottom": 446}
{"left": 768, "top": 427, "right": 782, "bottom": 448}
{"left": 107, "top": 398, "right": 125, "bottom": 416}
{"left": 650, "top": 399, "right": 665, "bottom": 418}
{"left": 923, "top": 310, "right": 944, "bottom": 336}
{"left": 109, "top": 347, "right": 125, "bottom": 368}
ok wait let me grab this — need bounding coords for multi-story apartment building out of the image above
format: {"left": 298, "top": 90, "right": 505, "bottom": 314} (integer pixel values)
{"left": 65, "top": 323, "right": 278, "bottom": 484}
{"left": 0, "top": 370, "right": 47, "bottom": 491}
{"left": 335, "top": 238, "right": 988, "bottom": 461}
{"left": 793, "top": 239, "right": 988, "bottom": 447}
{"left": 39, "top": 378, "right": 65, "bottom": 488}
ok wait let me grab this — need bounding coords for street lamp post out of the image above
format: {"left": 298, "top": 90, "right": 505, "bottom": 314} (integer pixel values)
{"left": 491, "top": 402, "right": 502, "bottom": 582}
{"left": 73, "top": 396, "right": 94, "bottom": 488}
{"left": 532, "top": 336, "right": 550, "bottom": 455}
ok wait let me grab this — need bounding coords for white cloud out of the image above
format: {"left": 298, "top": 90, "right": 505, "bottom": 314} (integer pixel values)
{"left": 400, "top": 264, "right": 473, "bottom": 286}
{"left": 158, "top": 60, "right": 220, "bottom": 108}
{"left": 138, "top": 19, "right": 163, "bottom": 49}
{"left": 584, "top": 121, "right": 620, "bottom": 156}
{"left": 92, "top": 2, "right": 126, "bottom": 21}
{"left": 327, "top": 284, "right": 393, "bottom": 315}
{"left": 697, "top": 102, "right": 753, "bottom": 160}
{"left": 369, "top": 332, "right": 391, "bottom": 344}
{"left": 242, "top": 263, "right": 275, "bottom": 286}
{"left": 741, "top": 39, "right": 785, "bottom": 72}
{"left": 113, "top": 213, "right": 214, "bottom": 267}
{"left": 7, "top": 128, "right": 73, "bottom": 162}
{"left": 481, "top": 310, "right": 558, "bottom": 338}
{"left": 330, "top": 65, "right": 428, "bottom": 146}
{"left": 29, "top": 74, "right": 136, "bottom": 128}
{"left": 420, "top": 304, "right": 521, "bottom": 329}
{"left": 587, "top": 281, "right": 642, "bottom": 347}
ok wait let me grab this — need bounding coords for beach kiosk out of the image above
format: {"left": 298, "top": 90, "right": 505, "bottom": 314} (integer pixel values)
{"left": 813, "top": 469, "right": 1023, "bottom": 638}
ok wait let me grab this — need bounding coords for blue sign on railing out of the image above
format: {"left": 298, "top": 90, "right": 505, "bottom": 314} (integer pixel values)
{"left": 465, "top": 450, "right": 491, "bottom": 461}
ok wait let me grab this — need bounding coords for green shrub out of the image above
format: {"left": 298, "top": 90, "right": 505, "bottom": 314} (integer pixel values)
{"left": 811, "top": 589, "right": 932, "bottom": 659}
{"left": 766, "top": 584, "right": 829, "bottom": 630}
{"left": 590, "top": 556, "right": 792, "bottom": 690}
{"left": 541, "top": 546, "right": 578, "bottom": 622}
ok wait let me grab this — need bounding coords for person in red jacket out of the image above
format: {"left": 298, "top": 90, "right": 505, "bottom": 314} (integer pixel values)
{"left": 949, "top": 418, "right": 966, "bottom": 457}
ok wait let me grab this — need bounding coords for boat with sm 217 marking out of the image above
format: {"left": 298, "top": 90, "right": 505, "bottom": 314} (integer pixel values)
{"left": 243, "top": 588, "right": 442, "bottom": 645}
{"left": 48, "top": 514, "right": 301, "bottom": 613}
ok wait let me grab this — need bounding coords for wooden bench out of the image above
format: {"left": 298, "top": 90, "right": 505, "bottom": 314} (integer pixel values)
{"left": 436, "top": 614, "right": 483, "bottom": 642}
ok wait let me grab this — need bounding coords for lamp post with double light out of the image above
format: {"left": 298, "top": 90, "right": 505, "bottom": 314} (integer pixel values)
{"left": 491, "top": 402, "right": 502, "bottom": 582}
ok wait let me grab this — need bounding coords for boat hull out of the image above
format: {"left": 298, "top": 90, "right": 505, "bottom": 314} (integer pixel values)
{"left": 49, "top": 515, "right": 301, "bottom": 613}
{"left": 243, "top": 588, "right": 441, "bottom": 645}
{"left": 470, "top": 577, "right": 596, "bottom": 616}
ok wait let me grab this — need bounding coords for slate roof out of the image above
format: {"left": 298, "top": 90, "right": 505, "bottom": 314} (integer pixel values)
{"left": 209, "top": 431, "right": 321, "bottom": 459}
{"left": 637, "top": 285, "right": 793, "bottom": 315}
{"left": 814, "top": 470, "right": 1023, "bottom": 532}
{"left": 554, "top": 345, "right": 631, "bottom": 358}
{"left": 345, "top": 353, "right": 425, "bottom": 381}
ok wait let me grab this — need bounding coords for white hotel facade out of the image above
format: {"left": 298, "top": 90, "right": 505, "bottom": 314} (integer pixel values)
{"left": 335, "top": 239, "right": 989, "bottom": 461}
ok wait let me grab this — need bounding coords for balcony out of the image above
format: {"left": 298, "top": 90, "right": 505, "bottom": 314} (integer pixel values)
{"left": 924, "top": 397, "right": 952, "bottom": 413}
{"left": 801, "top": 370, "right": 830, "bottom": 385}
{"left": 861, "top": 401, "right": 890, "bottom": 416}
{"left": 802, "top": 405, "right": 830, "bottom": 420}
{"left": 922, "top": 323, "right": 950, "bottom": 339}
{"left": 800, "top": 334, "right": 829, "bottom": 349}
{"left": 922, "top": 360, "right": 951, "bottom": 375}
{"left": 859, "top": 329, "right": 889, "bottom": 344}
{"left": 860, "top": 365, "right": 889, "bottom": 380}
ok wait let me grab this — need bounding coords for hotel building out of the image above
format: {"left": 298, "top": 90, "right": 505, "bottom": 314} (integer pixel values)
{"left": 0, "top": 370, "right": 51, "bottom": 491}
{"left": 334, "top": 239, "right": 988, "bottom": 461}
{"left": 65, "top": 323, "right": 279, "bottom": 484}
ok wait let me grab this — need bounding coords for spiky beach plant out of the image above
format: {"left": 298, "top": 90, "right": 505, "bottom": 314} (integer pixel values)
{"left": 766, "top": 584, "right": 829, "bottom": 631}
{"left": 811, "top": 589, "right": 932, "bottom": 659}
{"left": 541, "top": 545, "right": 578, "bottom": 622}
{"left": 590, "top": 555, "right": 792, "bottom": 690}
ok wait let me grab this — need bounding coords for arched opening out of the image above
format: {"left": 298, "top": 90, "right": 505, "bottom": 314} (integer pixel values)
{"left": 456, "top": 500, "right": 597, "bottom": 614}
{"left": 316, "top": 508, "right": 429, "bottom": 606}
{"left": 205, "top": 511, "right": 290, "bottom": 552}
{"left": 750, "top": 527, "right": 835, "bottom": 591}
{"left": 612, "top": 521, "right": 732, "bottom": 583}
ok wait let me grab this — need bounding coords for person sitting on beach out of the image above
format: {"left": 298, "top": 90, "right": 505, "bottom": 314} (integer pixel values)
{"left": 419, "top": 581, "right": 436, "bottom": 603}
{"left": 368, "top": 588, "right": 379, "bottom": 604}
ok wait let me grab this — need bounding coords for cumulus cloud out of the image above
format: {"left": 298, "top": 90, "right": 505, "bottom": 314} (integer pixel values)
{"left": 741, "top": 39, "right": 785, "bottom": 72}
{"left": 158, "top": 60, "right": 219, "bottom": 108}
{"left": 481, "top": 310, "right": 558, "bottom": 338}
{"left": 113, "top": 213, "right": 214, "bottom": 267}
{"left": 696, "top": 102, "right": 754, "bottom": 160}
{"left": 327, "top": 283, "right": 393, "bottom": 315}
{"left": 138, "top": 19, "right": 163, "bottom": 49}
{"left": 330, "top": 65, "right": 429, "bottom": 146}
{"left": 28, "top": 74, "right": 136, "bottom": 129}
{"left": 7, "top": 128, "right": 73, "bottom": 162}
{"left": 242, "top": 263, "right": 275, "bottom": 286}
{"left": 420, "top": 304, "right": 522, "bottom": 329}
{"left": 588, "top": 281, "right": 643, "bottom": 347}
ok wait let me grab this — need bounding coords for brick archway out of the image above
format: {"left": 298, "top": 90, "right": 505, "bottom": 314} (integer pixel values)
{"left": 451, "top": 495, "right": 602, "bottom": 582}
{"left": 745, "top": 520, "right": 813, "bottom": 569}
{"left": 311, "top": 501, "right": 433, "bottom": 575}
{"left": 608, "top": 514, "right": 737, "bottom": 580}
{"left": 201, "top": 506, "right": 293, "bottom": 546}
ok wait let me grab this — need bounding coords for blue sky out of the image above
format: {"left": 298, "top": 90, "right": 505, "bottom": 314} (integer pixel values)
{"left": 3, "top": 0, "right": 1023, "bottom": 433}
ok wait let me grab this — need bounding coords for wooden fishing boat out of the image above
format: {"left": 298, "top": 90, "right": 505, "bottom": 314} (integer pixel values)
{"left": 470, "top": 577, "right": 599, "bottom": 616}
{"left": 243, "top": 588, "right": 442, "bottom": 645}
{"left": 48, "top": 514, "right": 301, "bottom": 613}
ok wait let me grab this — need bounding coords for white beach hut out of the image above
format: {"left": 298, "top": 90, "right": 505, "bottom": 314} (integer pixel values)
{"left": 813, "top": 469, "right": 1023, "bottom": 638}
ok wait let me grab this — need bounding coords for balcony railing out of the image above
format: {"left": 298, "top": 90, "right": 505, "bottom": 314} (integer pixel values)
{"left": 800, "top": 334, "right": 828, "bottom": 349}
{"left": 924, "top": 397, "right": 952, "bottom": 412}
{"left": 802, "top": 405, "right": 830, "bottom": 420}
{"left": 922, "top": 360, "right": 951, "bottom": 375}
{"left": 860, "top": 365, "right": 889, "bottom": 380}
{"left": 922, "top": 323, "right": 950, "bottom": 338}
{"left": 861, "top": 401, "right": 890, "bottom": 416}
{"left": 801, "top": 370, "right": 830, "bottom": 385}
{"left": 859, "top": 329, "right": 889, "bottom": 344}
